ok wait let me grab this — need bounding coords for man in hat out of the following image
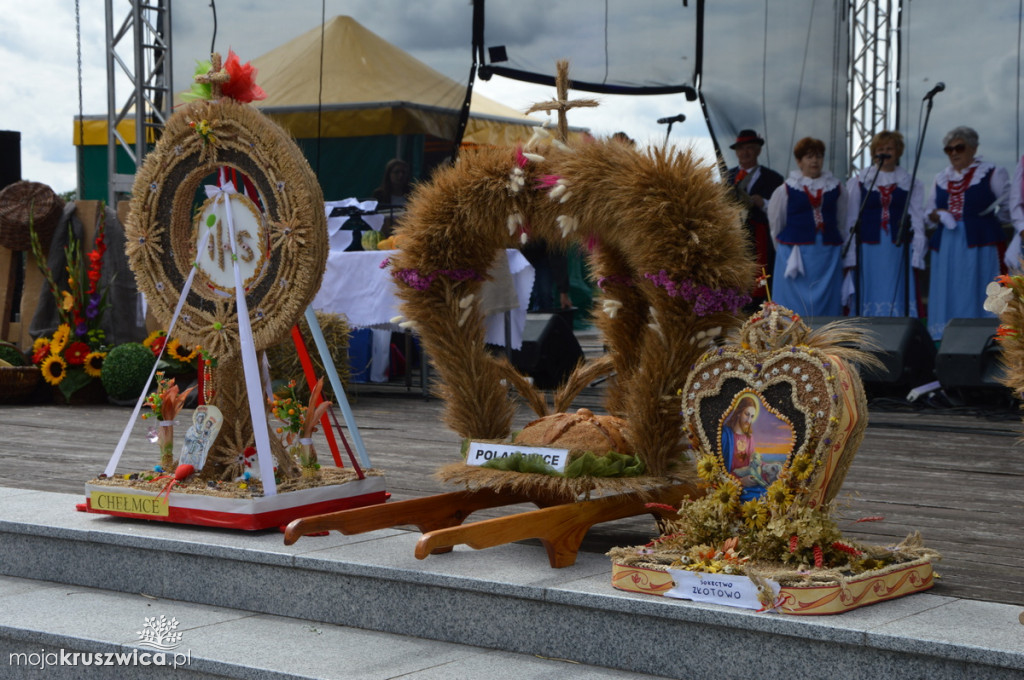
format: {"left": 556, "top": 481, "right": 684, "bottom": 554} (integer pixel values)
{"left": 725, "top": 129, "right": 784, "bottom": 309}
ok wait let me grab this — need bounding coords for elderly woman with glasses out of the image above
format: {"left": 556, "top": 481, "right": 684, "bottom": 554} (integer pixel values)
{"left": 767, "top": 136, "right": 853, "bottom": 317}
{"left": 925, "top": 126, "right": 1010, "bottom": 340}
{"left": 845, "top": 131, "right": 927, "bottom": 317}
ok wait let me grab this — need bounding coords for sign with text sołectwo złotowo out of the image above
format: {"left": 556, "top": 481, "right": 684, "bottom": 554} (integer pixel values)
{"left": 466, "top": 442, "right": 570, "bottom": 474}
{"left": 665, "top": 570, "right": 780, "bottom": 610}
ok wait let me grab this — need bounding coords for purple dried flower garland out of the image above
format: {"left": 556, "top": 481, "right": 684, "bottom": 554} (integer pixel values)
{"left": 598, "top": 270, "right": 748, "bottom": 316}
{"left": 644, "top": 270, "right": 750, "bottom": 315}
{"left": 388, "top": 262, "right": 484, "bottom": 291}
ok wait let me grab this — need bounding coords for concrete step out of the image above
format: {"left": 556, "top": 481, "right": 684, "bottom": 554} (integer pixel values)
{"left": 1, "top": 486, "right": 1023, "bottom": 679}
{"left": 0, "top": 575, "right": 661, "bottom": 679}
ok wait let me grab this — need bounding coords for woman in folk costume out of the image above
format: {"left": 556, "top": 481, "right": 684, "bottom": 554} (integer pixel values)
{"left": 767, "top": 137, "right": 852, "bottom": 317}
{"left": 1006, "top": 154, "right": 1024, "bottom": 273}
{"left": 845, "top": 131, "right": 926, "bottom": 317}
{"left": 925, "top": 126, "right": 1010, "bottom": 340}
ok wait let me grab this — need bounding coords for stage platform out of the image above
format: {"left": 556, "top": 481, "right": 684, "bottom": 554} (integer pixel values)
{"left": 1, "top": 328, "right": 1023, "bottom": 677}
{"left": 1, "top": 485, "right": 1022, "bottom": 679}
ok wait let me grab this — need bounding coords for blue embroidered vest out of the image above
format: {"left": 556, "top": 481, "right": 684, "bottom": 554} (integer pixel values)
{"left": 859, "top": 182, "right": 908, "bottom": 245}
{"left": 929, "top": 166, "right": 1004, "bottom": 251}
{"left": 776, "top": 184, "right": 843, "bottom": 246}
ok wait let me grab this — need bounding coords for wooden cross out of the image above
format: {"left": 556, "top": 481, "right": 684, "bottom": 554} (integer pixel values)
{"left": 525, "top": 60, "right": 598, "bottom": 143}
{"left": 195, "top": 52, "right": 231, "bottom": 99}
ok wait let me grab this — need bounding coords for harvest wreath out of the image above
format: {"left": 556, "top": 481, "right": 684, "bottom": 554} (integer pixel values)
{"left": 608, "top": 305, "right": 939, "bottom": 614}
{"left": 84, "top": 52, "right": 383, "bottom": 529}
{"left": 284, "top": 62, "right": 756, "bottom": 561}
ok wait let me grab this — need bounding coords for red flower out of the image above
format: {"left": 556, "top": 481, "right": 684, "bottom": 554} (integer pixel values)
{"left": 220, "top": 49, "right": 266, "bottom": 103}
{"left": 32, "top": 345, "right": 49, "bottom": 364}
{"left": 150, "top": 335, "right": 167, "bottom": 356}
{"left": 65, "top": 341, "right": 91, "bottom": 366}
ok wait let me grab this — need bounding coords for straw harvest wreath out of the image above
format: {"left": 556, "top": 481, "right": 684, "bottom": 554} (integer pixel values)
{"left": 124, "top": 52, "right": 327, "bottom": 481}
{"left": 608, "top": 305, "right": 939, "bottom": 603}
{"left": 388, "top": 124, "right": 758, "bottom": 500}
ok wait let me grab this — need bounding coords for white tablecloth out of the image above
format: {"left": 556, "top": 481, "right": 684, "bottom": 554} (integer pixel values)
{"left": 311, "top": 249, "right": 535, "bottom": 349}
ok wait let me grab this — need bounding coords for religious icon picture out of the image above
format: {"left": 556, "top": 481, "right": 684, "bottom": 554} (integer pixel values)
{"left": 717, "top": 391, "right": 795, "bottom": 501}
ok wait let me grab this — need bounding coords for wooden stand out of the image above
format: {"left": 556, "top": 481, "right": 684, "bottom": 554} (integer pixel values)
{"left": 283, "top": 482, "right": 697, "bottom": 568}
{"left": 0, "top": 246, "right": 45, "bottom": 348}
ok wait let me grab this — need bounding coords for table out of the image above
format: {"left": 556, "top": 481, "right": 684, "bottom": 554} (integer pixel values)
{"left": 311, "top": 250, "right": 534, "bottom": 382}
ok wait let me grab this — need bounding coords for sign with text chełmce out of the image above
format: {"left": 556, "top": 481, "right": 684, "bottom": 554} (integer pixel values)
{"left": 466, "top": 442, "right": 569, "bottom": 473}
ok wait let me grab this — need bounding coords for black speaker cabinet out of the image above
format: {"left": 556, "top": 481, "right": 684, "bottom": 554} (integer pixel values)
{"left": 505, "top": 312, "right": 583, "bottom": 390}
{"left": 935, "top": 318, "right": 1003, "bottom": 388}
{"left": 805, "top": 316, "right": 936, "bottom": 387}
{"left": 0, "top": 130, "right": 21, "bottom": 191}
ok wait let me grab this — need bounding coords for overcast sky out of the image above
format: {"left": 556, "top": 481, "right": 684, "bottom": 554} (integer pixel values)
{"left": 2, "top": 1, "right": 1022, "bottom": 195}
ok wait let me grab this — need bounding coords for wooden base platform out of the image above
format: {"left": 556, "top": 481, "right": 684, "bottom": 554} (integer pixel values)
{"left": 284, "top": 482, "right": 697, "bottom": 568}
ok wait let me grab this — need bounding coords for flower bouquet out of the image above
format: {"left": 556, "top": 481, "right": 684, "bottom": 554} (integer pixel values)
{"left": 141, "top": 373, "right": 196, "bottom": 469}
{"left": 270, "top": 377, "right": 331, "bottom": 478}
{"left": 30, "top": 215, "right": 110, "bottom": 402}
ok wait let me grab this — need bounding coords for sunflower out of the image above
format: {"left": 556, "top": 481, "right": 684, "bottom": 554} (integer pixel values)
{"left": 764, "top": 479, "right": 794, "bottom": 508}
{"left": 741, "top": 499, "right": 769, "bottom": 529}
{"left": 711, "top": 479, "right": 741, "bottom": 514}
{"left": 50, "top": 324, "right": 71, "bottom": 355}
{"left": 165, "top": 338, "right": 198, "bottom": 362}
{"left": 143, "top": 330, "right": 164, "bottom": 347}
{"left": 84, "top": 351, "right": 106, "bottom": 378}
{"left": 695, "top": 454, "right": 720, "bottom": 482}
{"left": 32, "top": 336, "right": 49, "bottom": 355}
{"left": 788, "top": 454, "right": 815, "bottom": 482}
{"left": 41, "top": 354, "right": 68, "bottom": 386}
{"left": 64, "top": 341, "right": 91, "bottom": 366}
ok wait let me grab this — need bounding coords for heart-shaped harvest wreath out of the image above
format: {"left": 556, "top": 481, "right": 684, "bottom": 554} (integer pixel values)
{"left": 682, "top": 303, "right": 870, "bottom": 508}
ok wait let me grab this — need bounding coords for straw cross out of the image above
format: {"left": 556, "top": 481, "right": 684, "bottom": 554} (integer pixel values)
{"left": 195, "top": 53, "right": 231, "bottom": 99}
{"left": 526, "top": 60, "right": 598, "bottom": 143}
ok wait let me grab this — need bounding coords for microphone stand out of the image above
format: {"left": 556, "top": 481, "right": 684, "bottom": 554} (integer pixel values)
{"left": 894, "top": 93, "right": 937, "bottom": 318}
{"left": 842, "top": 155, "right": 887, "bottom": 316}
{"left": 658, "top": 116, "right": 685, "bottom": 147}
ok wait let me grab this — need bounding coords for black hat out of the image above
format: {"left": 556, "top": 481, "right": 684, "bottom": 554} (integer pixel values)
{"left": 729, "top": 129, "right": 765, "bottom": 149}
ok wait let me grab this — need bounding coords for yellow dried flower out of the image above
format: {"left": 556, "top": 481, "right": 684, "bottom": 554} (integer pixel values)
{"left": 742, "top": 499, "right": 768, "bottom": 529}
{"left": 711, "top": 479, "right": 741, "bottom": 513}
{"left": 696, "top": 454, "right": 720, "bottom": 481}
{"left": 788, "top": 454, "right": 815, "bottom": 482}
{"left": 764, "top": 479, "right": 794, "bottom": 508}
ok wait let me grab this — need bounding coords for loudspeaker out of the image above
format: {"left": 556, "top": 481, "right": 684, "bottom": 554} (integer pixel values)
{"left": 506, "top": 312, "right": 583, "bottom": 390}
{"left": 804, "top": 316, "right": 936, "bottom": 387}
{"left": 935, "top": 318, "right": 1003, "bottom": 389}
{"left": 0, "top": 130, "right": 21, "bottom": 191}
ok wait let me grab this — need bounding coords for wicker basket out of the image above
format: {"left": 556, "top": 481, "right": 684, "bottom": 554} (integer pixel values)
{"left": 0, "top": 181, "right": 65, "bottom": 252}
{"left": 0, "top": 366, "right": 41, "bottom": 402}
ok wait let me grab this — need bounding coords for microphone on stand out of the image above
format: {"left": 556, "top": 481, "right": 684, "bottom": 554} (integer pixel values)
{"left": 922, "top": 82, "right": 945, "bottom": 100}
{"left": 657, "top": 114, "right": 686, "bottom": 125}
{"left": 875, "top": 153, "right": 892, "bottom": 161}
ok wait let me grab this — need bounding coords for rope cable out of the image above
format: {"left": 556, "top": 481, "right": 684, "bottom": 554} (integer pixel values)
{"left": 209, "top": 0, "right": 217, "bottom": 56}
{"left": 1016, "top": 0, "right": 1022, "bottom": 158}
{"left": 603, "top": 0, "right": 609, "bottom": 85}
{"left": 789, "top": 0, "right": 818, "bottom": 174}
{"left": 761, "top": 0, "right": 770, "bottom": 167}
{"left": 75, "top": 0, "right": 84, "bottom": 197}
{"left": 316, "top": 0, "right": 326, "bottom": 179}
